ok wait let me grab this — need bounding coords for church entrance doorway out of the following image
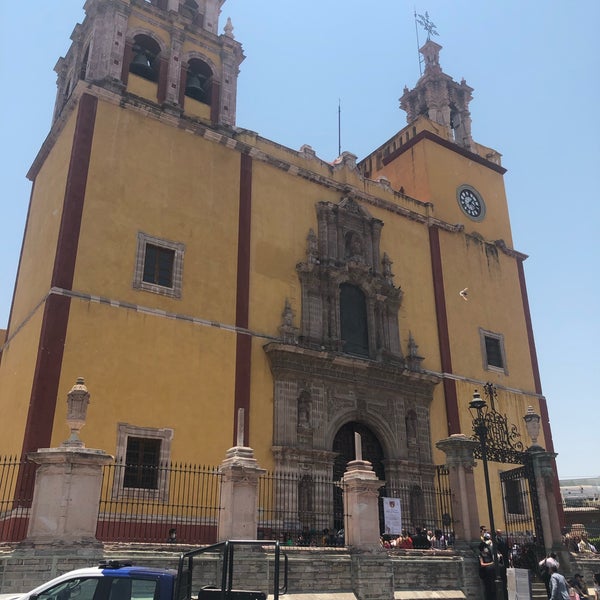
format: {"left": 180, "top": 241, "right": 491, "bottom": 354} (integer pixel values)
{"left": 332, "top": 422, "right": 385, "bottom": 533}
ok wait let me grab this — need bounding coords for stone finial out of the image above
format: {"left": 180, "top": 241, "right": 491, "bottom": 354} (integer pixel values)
{"left": 279, "top": 299, "right": 299, "bottom": 344}
{"left": 224, "top": 17, "right": 234, "bottom": 38}
{"left": 64, "top": 377, "right": 90, "bottom": 448}
{"left": 382, "top": 252, "right": 394, "bottom": 283}
{"left": 406, "top": 332, "right": 424, "bottom": 371}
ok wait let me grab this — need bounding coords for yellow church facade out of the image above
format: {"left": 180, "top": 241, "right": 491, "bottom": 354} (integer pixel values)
{"left": 0, "top": 0, "right": 559, "bottom": 539}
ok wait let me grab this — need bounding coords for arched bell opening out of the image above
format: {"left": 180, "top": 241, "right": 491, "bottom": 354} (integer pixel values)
{"left": 129, "top": 34, "right": 161, "bottom": 82}
{"left": 79, "top": 46, "right": 89, "bottom": 81}
{"left": 180, "top": 0, "right": 202, "bottom": 24}
{"left": 332, "top": 422, "right": 385, "bottom": 532}
{"left": 184, "top": 58, "right": 213, "bottom": 105}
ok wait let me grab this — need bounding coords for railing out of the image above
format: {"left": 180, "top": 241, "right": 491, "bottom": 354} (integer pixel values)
{"left": 381, "top": 465, "right": 454, "bottom": 540}
{"left": 0, "top": 456, "right": 35, "bottom": 542}
{"left": 258, "top": 471, "right": 346, "bottom": 546}
{"left": 97, "top": 461, "right": 221, "bottom": 544}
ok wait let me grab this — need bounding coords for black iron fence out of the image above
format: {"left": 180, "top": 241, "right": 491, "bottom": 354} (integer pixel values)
{"left": 258, "top": 471, "right": 346, "bottom": 546}
{"left": 96, "top": 461, "right": 221, "bottom": 544}
{"left": 1, "top": 456, "right": 456, "bottom": 548}
{"left": 0, "top": 456, "right": 35, "bottom": 542}
{"left": 381, "top": 465, "right": 454, "bottom": 541}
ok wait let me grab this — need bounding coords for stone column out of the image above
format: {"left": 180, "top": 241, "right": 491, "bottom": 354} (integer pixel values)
{"left": 527, "top": 447, "right": 563, "bottom": 552}
{"left": 25, "top": 378, "right": 112, "bottom": 545}
{"left": 436, "top": 434, "right": 481, "bottom": 544}
{"left": 342, "top": 459, "right": 384, "bottom": 551}
{"left": 218, "top": 445, "right": 266, "bottom": 541}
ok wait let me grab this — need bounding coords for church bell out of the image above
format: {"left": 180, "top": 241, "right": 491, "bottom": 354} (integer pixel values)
{"left": 130, "top": 49, "right": 154, "bottom": 79}
{"left": 185, "top": 72, "right": 207, "bottom": 102}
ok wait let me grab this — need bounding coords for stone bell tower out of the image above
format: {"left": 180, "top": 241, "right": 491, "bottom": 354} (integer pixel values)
{"left": 52, "top": 0, "right": 244, "bottom": 127}
{"left": 400, "top": 39, "right": 474, "bottom": 151}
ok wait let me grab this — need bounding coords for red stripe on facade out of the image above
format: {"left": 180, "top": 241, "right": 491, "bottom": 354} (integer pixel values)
{"left": 382, "top": 129, "right": 507, "bottom": 175}
{"left": 516, "top": 259, "right": 542, "bottom": 396}
{"left": 429, "top": 226, "right": 461, "bottom": 435}
{"left": 20, "top": 93, "right": 97, "bottom": 457}
{"left": 233, "top": 153, "right": 252, "bottom": 446}
{"left": 52, "top": 94, "right": 98, "bottom": 290}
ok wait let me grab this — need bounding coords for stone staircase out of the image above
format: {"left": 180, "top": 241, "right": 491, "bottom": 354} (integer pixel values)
{"left": 531, "top": 579, "right": 548, "bottom": 600}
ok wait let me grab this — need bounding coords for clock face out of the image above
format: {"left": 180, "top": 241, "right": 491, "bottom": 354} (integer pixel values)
{"left": 457, "top": 186, "right": 486, "bottom": 220}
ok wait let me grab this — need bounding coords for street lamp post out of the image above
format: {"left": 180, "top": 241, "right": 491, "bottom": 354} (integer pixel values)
{"left": 469, "top": 388, "right": 505, "bottom": 600}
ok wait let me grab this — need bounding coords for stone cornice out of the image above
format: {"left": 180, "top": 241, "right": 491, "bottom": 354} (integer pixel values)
{"left": 28, "top": 82, "right": 522, "bottom": 262}
{"left": 263, "top": 342, "right": 440, "bottom": 394}
{"left": 382, "top": 129, "right": 507, "bottom": 175}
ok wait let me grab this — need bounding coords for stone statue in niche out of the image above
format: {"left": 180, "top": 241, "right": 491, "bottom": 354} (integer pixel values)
{"left": 297, "top": 391, "right": 311, "bottom": 429}
{"left": 406, "top": 410, "right": 417, "bottom": 440}
{"left": 382, "top": 252, "right": 394, "bottom": 283}
{"left": 345, "top": 231, "right": 363, "bottom": 260}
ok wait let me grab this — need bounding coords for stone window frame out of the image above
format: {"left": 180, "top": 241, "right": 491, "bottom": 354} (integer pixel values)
{"left": 133, "top": 232, "right": 185, "bottom": 299}
{"left": 479, "top": 328, "right": 508, "bottom": 375}
{"left": 112, "top": 423, "right": 174, "bottom": 501}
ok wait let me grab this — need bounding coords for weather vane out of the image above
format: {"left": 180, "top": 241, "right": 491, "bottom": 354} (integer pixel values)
{"left": 415, "top": 11, "right": 438, "bottom": 40}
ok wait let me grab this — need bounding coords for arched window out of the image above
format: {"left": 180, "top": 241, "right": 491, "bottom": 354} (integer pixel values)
{"left": 339, "top": 283, "right": 369, "bottom": 357}
{"left": 129, "top": 34, "right": 161, "bottom": 82}
{"left": 185, "top": 58, "right": 213, "bottom": 105}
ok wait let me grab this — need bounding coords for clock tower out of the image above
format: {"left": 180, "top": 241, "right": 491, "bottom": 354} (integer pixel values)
{"left": 360, "top": 39, "right": 512, "bottom": 247}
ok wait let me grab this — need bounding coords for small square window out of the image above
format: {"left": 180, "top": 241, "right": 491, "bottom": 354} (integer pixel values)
{"left": 113, "top": 424, "right": 173, "bottom": 501}
{"left": 143, "top": 244, "right": 175, "bottom": 288}
{"left": 124, "top": 436, "right": 161, "bottom": 490}
{"left": 133, "top": 232, "right": 184, "bottom": 298}
{"left": 479, "top": 328, "right": 508, "bottom": 374}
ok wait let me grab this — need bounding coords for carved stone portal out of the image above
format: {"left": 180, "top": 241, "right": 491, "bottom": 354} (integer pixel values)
{"left": 264, "top": 195, "right": 441, "bottom": 532}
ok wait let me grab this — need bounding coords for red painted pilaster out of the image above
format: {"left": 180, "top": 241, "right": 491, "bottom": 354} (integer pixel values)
{"left": 233, "top": 153, "right": 252, "bottom": 446}
{"left": 429, "top": 225, "right": 461, "bottom": 435}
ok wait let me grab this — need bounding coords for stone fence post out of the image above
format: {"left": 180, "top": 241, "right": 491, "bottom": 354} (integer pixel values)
{"left": 342, "top": 458, "right": 384, "bottom": 550}
{"left": 527, "top": 447, "right": 563, "bottom": 552}
{"left": 24, "top": 378, "right": 113, "bottom": 545}
{"left": 436, "top": 434, "right": 481, "bottom": 545}
{"left": 218, "top": 410, "right": 266, "bottom": 540}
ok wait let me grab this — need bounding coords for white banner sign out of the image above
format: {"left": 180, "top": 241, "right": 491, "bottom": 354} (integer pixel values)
{"left": 382, "top": 497, "right": 402, "bottom": 535}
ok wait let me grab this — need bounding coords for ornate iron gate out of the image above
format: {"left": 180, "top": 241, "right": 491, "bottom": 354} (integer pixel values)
{"left": 471, "top": 384, "right": 544, "bottom": 554}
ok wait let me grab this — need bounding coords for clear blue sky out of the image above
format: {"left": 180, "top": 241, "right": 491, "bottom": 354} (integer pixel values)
{"left": 1, "top": 1, "right": 598, "bottom": 479}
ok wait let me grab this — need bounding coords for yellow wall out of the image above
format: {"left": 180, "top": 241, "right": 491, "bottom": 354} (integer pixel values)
{"left": 1, "top": 88, "right": 545, "bottom": 507}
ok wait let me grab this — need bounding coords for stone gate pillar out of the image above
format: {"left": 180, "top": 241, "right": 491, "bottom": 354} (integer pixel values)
{"left": 527, "top": 447, "right": 563, "bottom": 552}
{"left": 342, "top": 459, "right": 384, "bottom": 551}
{"left": 25, "top": 378, "right": 112, "bottom": 545}
{"left": 26, "top": 448, "right": 112, "bottom": 544}
{"left": 436, "top": 434, "right": 481, "bottom": 545}
{"left": 218, "top": 412, "right": 266, "bottom": 540}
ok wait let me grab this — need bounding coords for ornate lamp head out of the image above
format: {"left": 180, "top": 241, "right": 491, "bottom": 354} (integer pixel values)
{"left": 469, "top": 390, "right": 487, "bottom": 418}
{"left": 523, "top": 405, "right": 542, "bottom": 448}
